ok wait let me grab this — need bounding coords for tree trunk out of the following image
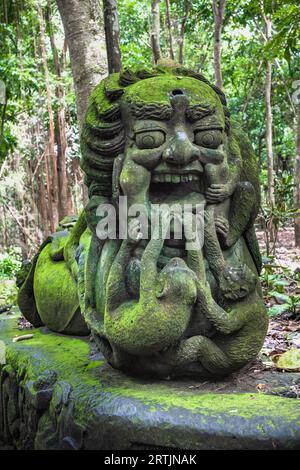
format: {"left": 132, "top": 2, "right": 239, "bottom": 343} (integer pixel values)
{"left": 260, "top": 1, "right": 275, "bottom": 245}
{"left": 294, "top": 101, "right": 300, "bottom": 246}
{"left": 2, "top": 0, "right": 8, "bottom": 23}
{"left": 212, "top": 0, "right": 226, "bottom": 89}
{"left": 45, "top": 146, "right": 56, "bottom": 233}
{"left": 56, "top": 0, "right": 107, "bottom": 129}
{"left": 47, "top": 0, "right": 73, "bottom": 219}
{"left": 1, "top": 203, "right": 8, "bottom": 248}
{"left": 165, "top": 0, "right": 174, "bottom": 60}
{"left": 37, "top": 162, "right": 49, "bottom": 237}
{"left": 103, "top": 0, "right": 122, "bottom": 73}
{"left": 37, "top": 1, "right": 59, "bottom": 230}
{"left": 178, "top": 1, "right": 191, "bottom": 65}
{"left": 151, "top": 0, "right": 161, "bottom": 64}
{"left": 265, "top": 58, "right": 275, "bottom": 207}
{"left": 263, "top": 13, "right": 275, "bottom": 208}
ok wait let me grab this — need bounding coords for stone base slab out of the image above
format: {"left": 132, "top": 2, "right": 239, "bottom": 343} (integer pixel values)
{"left": 1, "top": 314, "right": 300, "bottom": 450}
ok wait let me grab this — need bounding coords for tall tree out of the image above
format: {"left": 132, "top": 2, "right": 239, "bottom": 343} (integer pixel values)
{"left": 56, "top": 0, "right": 107, "bottom": 129}
{"left": 47, "top": 0, "right": 73, "bottom": 219}
{"left": 151, "top": 0, "right": 161, "bottom": 64}
{"left": 103, "top": 0, "right": 122, "bottom": 73}
{"left": 212, "top": 0, "right": 226, "bottom": 89}
{"left": 295, "top": 101, "right": 300, "bottom": 246}
{"left": 37, "top": 1, "right": 59, "bottom": 231}
{"left": 260, "top": 0, "right": 275, "bottom": 208}
{"left": 178, "top": 0, "right": 191, "bottom": 65}
{"left": 165, "top": 0, "right": 174, "bottom": 60}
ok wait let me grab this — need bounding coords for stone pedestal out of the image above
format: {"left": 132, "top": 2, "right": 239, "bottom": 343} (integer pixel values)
{"left": 1, "top": 314, "right": 300, "bottom": 450}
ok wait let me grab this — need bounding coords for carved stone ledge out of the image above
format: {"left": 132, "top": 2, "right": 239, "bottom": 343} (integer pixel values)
{"left": 1, "top": 314, "right": 300, "bottom": 450}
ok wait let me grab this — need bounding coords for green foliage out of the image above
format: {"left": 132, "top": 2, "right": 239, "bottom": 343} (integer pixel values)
{"left": 260, "top": 170, "right": 297, "bottom": 255}
{"left": 0, "top": 250, "right": 21, "bottom": 279}
{"left": 268, "top": 293, "right": 300, "bottom": 317}
{"left": 118, "top": 0, "right": 152, "bottom": 68}
{"left": 265, "top": 2, "right": 300, "bottom": 62}
{"left": 274, "top": 171, "right": 294, "bottom": 211}
{"left": 261, "top": 258, "right": 300, "bottom": 318}
{"left": 0, "top": 1, "right": 78, "bottom": 164}
{"left": 0, "top": 0, "right": 299, "bottom": 265}
{"left": 0, "top": 279, "right": 18, "bottom": 306}
{"left": 0, "top": 6, "right": 43, "bottom": 163}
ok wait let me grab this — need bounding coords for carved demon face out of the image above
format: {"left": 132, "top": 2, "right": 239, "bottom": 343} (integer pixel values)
{"left": 118, "top": 75, "right": 227, "bottom": 210}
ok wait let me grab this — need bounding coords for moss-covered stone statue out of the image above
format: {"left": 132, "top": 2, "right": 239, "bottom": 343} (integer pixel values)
{"left": 17, "top": 65, "right": 268, "bottom": 379}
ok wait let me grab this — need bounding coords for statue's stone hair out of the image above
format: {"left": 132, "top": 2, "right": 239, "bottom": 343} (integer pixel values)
{"left": 127, "top": 102, "right": 173, "bottom": 120}
{"left": 81, "top": 67, "right": 231, "bottom": 198}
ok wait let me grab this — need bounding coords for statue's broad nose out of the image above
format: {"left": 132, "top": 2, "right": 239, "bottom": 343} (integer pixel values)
{"left": 163, "top": 131, "right": 200, "bottom": 166}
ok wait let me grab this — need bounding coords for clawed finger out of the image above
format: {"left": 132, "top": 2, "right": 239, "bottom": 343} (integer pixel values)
{"left": 206, "top": 196, "right": 221, "bottom": 203}
{"left": 216, "top": 229, "right": 227, "bottom": 238}
{"left": 206, "top": 189, "right": 223, "bottom": 195}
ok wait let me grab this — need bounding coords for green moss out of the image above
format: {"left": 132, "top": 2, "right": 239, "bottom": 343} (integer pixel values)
{"left": 33, "top": 244, "right": 79, "bottom": 333}
{"left": 0, "top": 279, "right": 17, "bottom": 306}
{"left": 123, "top": 75, "right": 224, "bottom": 120}
{"left": 88, "top": 75, "right": 123, "bottom": 121}
{"left": 104, "top": 259, "right": 196, "bottom": 355}
{"left": 1, "top": 318, "right": 96, "bottom": 387}
{"left": 1, "top": 316, "right": 299, "bottom": 437}
{"left": 231, "top": 122, "right": 261, "bottom": 200}
{"left": 105, "top": 384, "right": 300, "bottom": 419}
{"left": 84, "top": 106, "right": 113, "bottom": 131}
{"left": 85, "top": 360, "right": 104, "bottom": 370}
{"left": 89, "top": 80, "right": 112, "bottom": 114}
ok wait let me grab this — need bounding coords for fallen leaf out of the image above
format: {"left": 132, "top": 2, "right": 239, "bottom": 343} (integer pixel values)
{"left": 272, "top": 348, "right": 300, "bottom": 371}
{"left": 285, "top": 322, "right": 300, "bottom": 332}
{"left": 267, "top": 347, "right": 288, "bottom": 356}
{"left": 256, "top": 383, "right": 267, "bottom": 391}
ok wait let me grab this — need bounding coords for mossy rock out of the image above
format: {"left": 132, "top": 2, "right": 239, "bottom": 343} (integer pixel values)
{"left": 1, "top": 315, "right": 300, "bottom": 450}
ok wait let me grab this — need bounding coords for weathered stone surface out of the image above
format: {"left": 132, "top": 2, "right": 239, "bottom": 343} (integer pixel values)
{"left": 17, "top": 66, "right": 268, "bottom": 379}
{"left": 1, "top": 314, "right": 300, "bottom": 450}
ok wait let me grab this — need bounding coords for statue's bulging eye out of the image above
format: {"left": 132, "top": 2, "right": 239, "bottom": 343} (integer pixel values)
{"left": 194, "top": 130, "right": 223, "bottom": 149}
{"left": 135, "top": 130, "right": 165, "bottom": 149}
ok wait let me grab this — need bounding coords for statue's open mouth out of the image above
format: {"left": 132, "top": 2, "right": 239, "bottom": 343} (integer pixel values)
{"left": 151, "top": 174, "right": 200, "bottom": 183}
{"left": 149, "top": 160, "right": 205, "bottom": 208}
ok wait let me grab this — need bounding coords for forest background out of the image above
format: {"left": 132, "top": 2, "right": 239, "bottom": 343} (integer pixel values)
{"left": 0, "top": 0, "right": 299, "bottom": 320}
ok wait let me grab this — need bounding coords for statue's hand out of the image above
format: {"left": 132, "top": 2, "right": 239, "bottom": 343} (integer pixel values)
{"left": 214, "top": 216, "right": 229, "bottom": 239}
{"left": 205, "top": 183, "right": 231, "bottom": 203}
